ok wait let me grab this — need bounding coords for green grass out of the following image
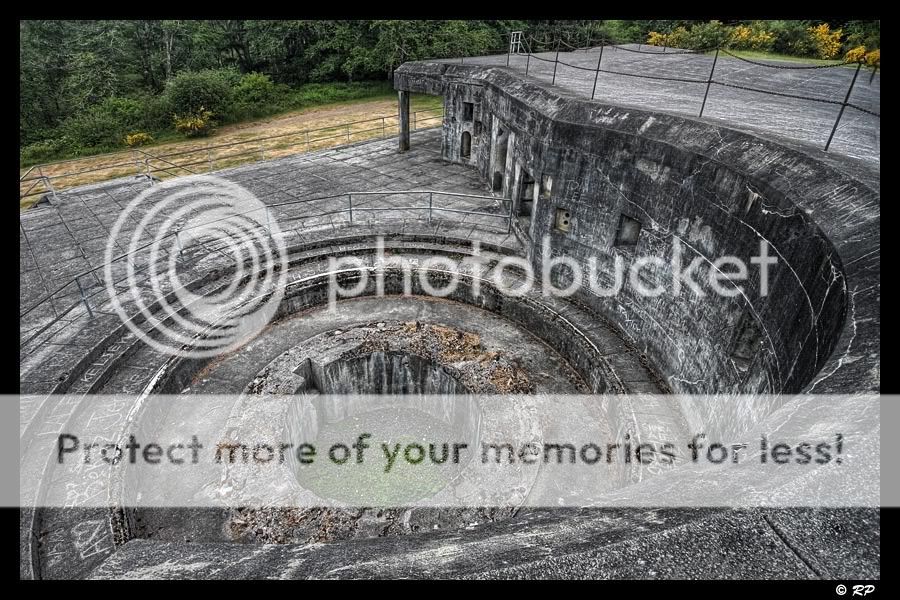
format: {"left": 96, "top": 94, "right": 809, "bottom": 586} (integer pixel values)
{"left": 20, "top": 82, "right": 444, "bottom": 168}
{"left": 710, "top": 49, "right": 861, "bottom": 69}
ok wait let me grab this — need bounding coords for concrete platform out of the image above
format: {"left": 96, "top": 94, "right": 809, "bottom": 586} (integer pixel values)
{"left": 451, "top": 45, "right": 879, "bottom": 165}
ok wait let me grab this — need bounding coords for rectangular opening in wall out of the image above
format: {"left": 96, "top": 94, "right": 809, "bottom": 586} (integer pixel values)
{"left": 474, "top": 120, "right": 482, "bottom": 135}
{"left": 518, "top": 169, "right": 535, "bottom": 233}
{"left": 540, "top": 174, "right": 553, "bottom": 199}
{"left": 460, "top": 131, "right": 472, "bottom": 159}
{"left": 462, "top": 102, "right": 474, "bottom": 122}
{"left": 613, "top": 214, "right": 641, "bottom": 248}
{"left": 554, "top": 207, "right": 572, "bottom": 233}
{"left": 729, "top": 312, "right": 763, "bottom": 372}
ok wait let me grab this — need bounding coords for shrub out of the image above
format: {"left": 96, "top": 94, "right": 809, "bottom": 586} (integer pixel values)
{"left": 845, "top": 45, "right": 867, "bottom": 63}
{"left": 843, "top": 20, "right": 880, "bottom": 55}
{"left": 865, "top": 49, "right": 880, "bottom": 68}
{"left": 769, "top": 20, "right": 816, "bottom": 57}
{"left": 686, "top": 20, "right": 728, "bottom": 51}
{"left": 595, "top": 20, "right": 644, "bottom": 44}
{"left": 646, "top": 31, "right": 669, "bottom": 46}
{"left": 173, "top": 108, "right": 215, "bottom": 137}
{"left": 164, "top": 70, "right": 234, "bottom": 119}
{"left": 57, "top": 96, "right": 146, "bottom": 151}
{"left": 124, "top": 132, "right": 154, "bottom": 147}
{"left": 808, "top": 23, "right": 843, "bottom": 59}
{"left": 20, "top": 137, "right": 74, "bottom": 165}
{"left": 647, "top": 21, "right": 727, "bottom": 51}
{"left": 728, "top": 22, "right": 776, "bottom": 52}
{"left": 234, "top": 72, "right": 278, "bottom": 106}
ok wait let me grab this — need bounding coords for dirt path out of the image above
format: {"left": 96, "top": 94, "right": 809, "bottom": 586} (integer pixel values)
{"left": 20, "top": 94, "right": 443, "bottom": 208}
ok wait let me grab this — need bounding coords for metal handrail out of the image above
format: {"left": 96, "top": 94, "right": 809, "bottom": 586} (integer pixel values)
{"left": 19, "top": 108, "right": 445, "bottom": 204}
{"left": 20, "top": 109, "right": 443, "bottom": 181}
{"left": 19, "top": 188, "right": 512, "bottom": 342}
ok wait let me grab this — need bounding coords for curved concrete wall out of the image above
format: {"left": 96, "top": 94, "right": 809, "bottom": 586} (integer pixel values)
{"left": 395, "top": 63, "right": 880, "bottom": 397}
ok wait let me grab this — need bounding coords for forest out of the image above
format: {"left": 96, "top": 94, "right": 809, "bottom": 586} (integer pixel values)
{"left": 20, "top": 20, "right": 879, "bottom": 164}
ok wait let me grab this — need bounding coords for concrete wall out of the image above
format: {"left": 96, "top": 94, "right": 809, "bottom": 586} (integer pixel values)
{"left": 395, "top": 63, "right": 880, "bottom": 397}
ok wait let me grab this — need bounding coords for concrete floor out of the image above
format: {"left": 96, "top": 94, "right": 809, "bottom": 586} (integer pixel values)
{"left": 20, "top": 129, "right": 504, "bottom": 361}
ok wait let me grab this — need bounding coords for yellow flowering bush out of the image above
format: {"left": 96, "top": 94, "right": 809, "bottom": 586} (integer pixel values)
{"left": 173, "top": 108, "right": 215, "bottom": 138}
{"left": 123, "top": 132, "right": 154, "bottom": 147}
{"left": 864, "top": 49, "right": 880, "bottom": 68}
{"left": 809, "top": 23, "right": 843, "bottom": 59}
{"left": 729, "top": 23, "right": 775, "bottom": 51}
{"left": 646, "top": 31, "right": 668, "bottom": 46}
{"left": 845, "top": 45, "right": 867, "bottom": 63}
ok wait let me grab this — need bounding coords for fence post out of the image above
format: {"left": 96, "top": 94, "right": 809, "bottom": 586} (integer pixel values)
{"left": 348, "top": 194, "right": 353, "bottom": 224}
{"left": 413, "top": 111, "right": 417, "bottom": 131}
{"left": 132, "top": 150, "right": 142, "bottom": 177}
{"left": 42, "top": 174, "right": 59, "bottom": 203}
{"left": 346, "top": 125, "right": 351, "bottom": 144}
{"left": 591, "top": 45, "right": 604, "bottom": 100}
{"left": 825, "top": 62, "right": 862, "bottom": 152}
{"left": 75, "top": 276, "right": 94, "bottom": 319}
{"left": 525, "top": 52, "right": 531, "bottom": 78}
{"left": 552, "top": 45, "right": 560, "bottom": 85}
{"left": 698, "top": 48, "right": 719, "bottom": 118}
{"left": 144, "top": 158, "right": 153, "bottom": 184}
{"left": 175, "top": 230, "right": 184, "bottom": 257}
{"left": 428, "top": 192, "right": 433, "bottom": 224}
{"left": 382, "top": 117, "right": 386, "bottom": 138}
{"left": 207, "top": 144, "right": 214, "bottom": 171}
{"left": 507, "top": 196, "right": 514, "bottom": 234}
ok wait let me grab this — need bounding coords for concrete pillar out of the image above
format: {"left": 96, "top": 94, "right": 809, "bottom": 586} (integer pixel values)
{"left": 398, "top": 90, "right": 410, "bottom": 152}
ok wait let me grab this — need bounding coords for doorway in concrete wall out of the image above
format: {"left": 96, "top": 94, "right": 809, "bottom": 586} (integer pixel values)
{"left": 518, "top": 169, "right": 535, "bottom": 234}
{"left": 491, "top": 123, "right": 509, "bottom": 196}
{"left": 461, "top": 131, "right": 472, "bottom": 159}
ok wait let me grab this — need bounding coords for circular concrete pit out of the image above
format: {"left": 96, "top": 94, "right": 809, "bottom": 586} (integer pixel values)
{"left": 19, "top": 62, "right": 879, "bottom": 579}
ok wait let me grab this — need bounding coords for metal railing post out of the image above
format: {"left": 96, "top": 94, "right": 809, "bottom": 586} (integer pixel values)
{"left": 699, "top": 48, "right": 719, "bottom": 118}
{"left": 265, "top": 207, "right": 272, "bottom": 234}
{"left": 348, "top": 194, "right": 353, "bottom": 224}
{"left": 825, "top": 62, "right": 863, "bottom": 152}
{"left": 552, "top": 46, "right": 560, "bottom": 85}
{"left": 175, "top": 230, "right": 184, "bottom": 256}
{"left": 591, "top": 45, "right": 604, "bottom": 100}
{"left": 525, "top": 52, "right": 531, "bottom": 78}
{"left": 132, "top": 150, "right": 142, "bottom": 177}
{"left": 428, "top": 192, "right": 433, "bottom": 223}
{"left": 306, "top": 131, "right": 311, "bottom": 153}
{"left": 347, "top": 125, "right": 351, "bottom": 144}
{"left": 42, "top": 174, "right": 59, "bottom": 203}
{"left": 382, "top": 117, "right": 386, "bottom": 138}
{"left": 75, "top": 276, "right": 94, "bottom": 319}
{"left": 144, "top": 158, "right": 153, "bottom": 184}
{"left": 413, "top": 111, "right": 417, "bottom": 131}
{"left": 207, "top": 144, "right": 214, "bottom": 171}
{"left": 507, "top": 197, "right": 514, "bottom": 234}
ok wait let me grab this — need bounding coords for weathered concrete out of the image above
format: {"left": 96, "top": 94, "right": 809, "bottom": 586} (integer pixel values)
{"left": 20, "top": 58, "right": 880, "bottom": 580}
{"left": 395, "top": 61, "right": 879, "bottom": 402}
